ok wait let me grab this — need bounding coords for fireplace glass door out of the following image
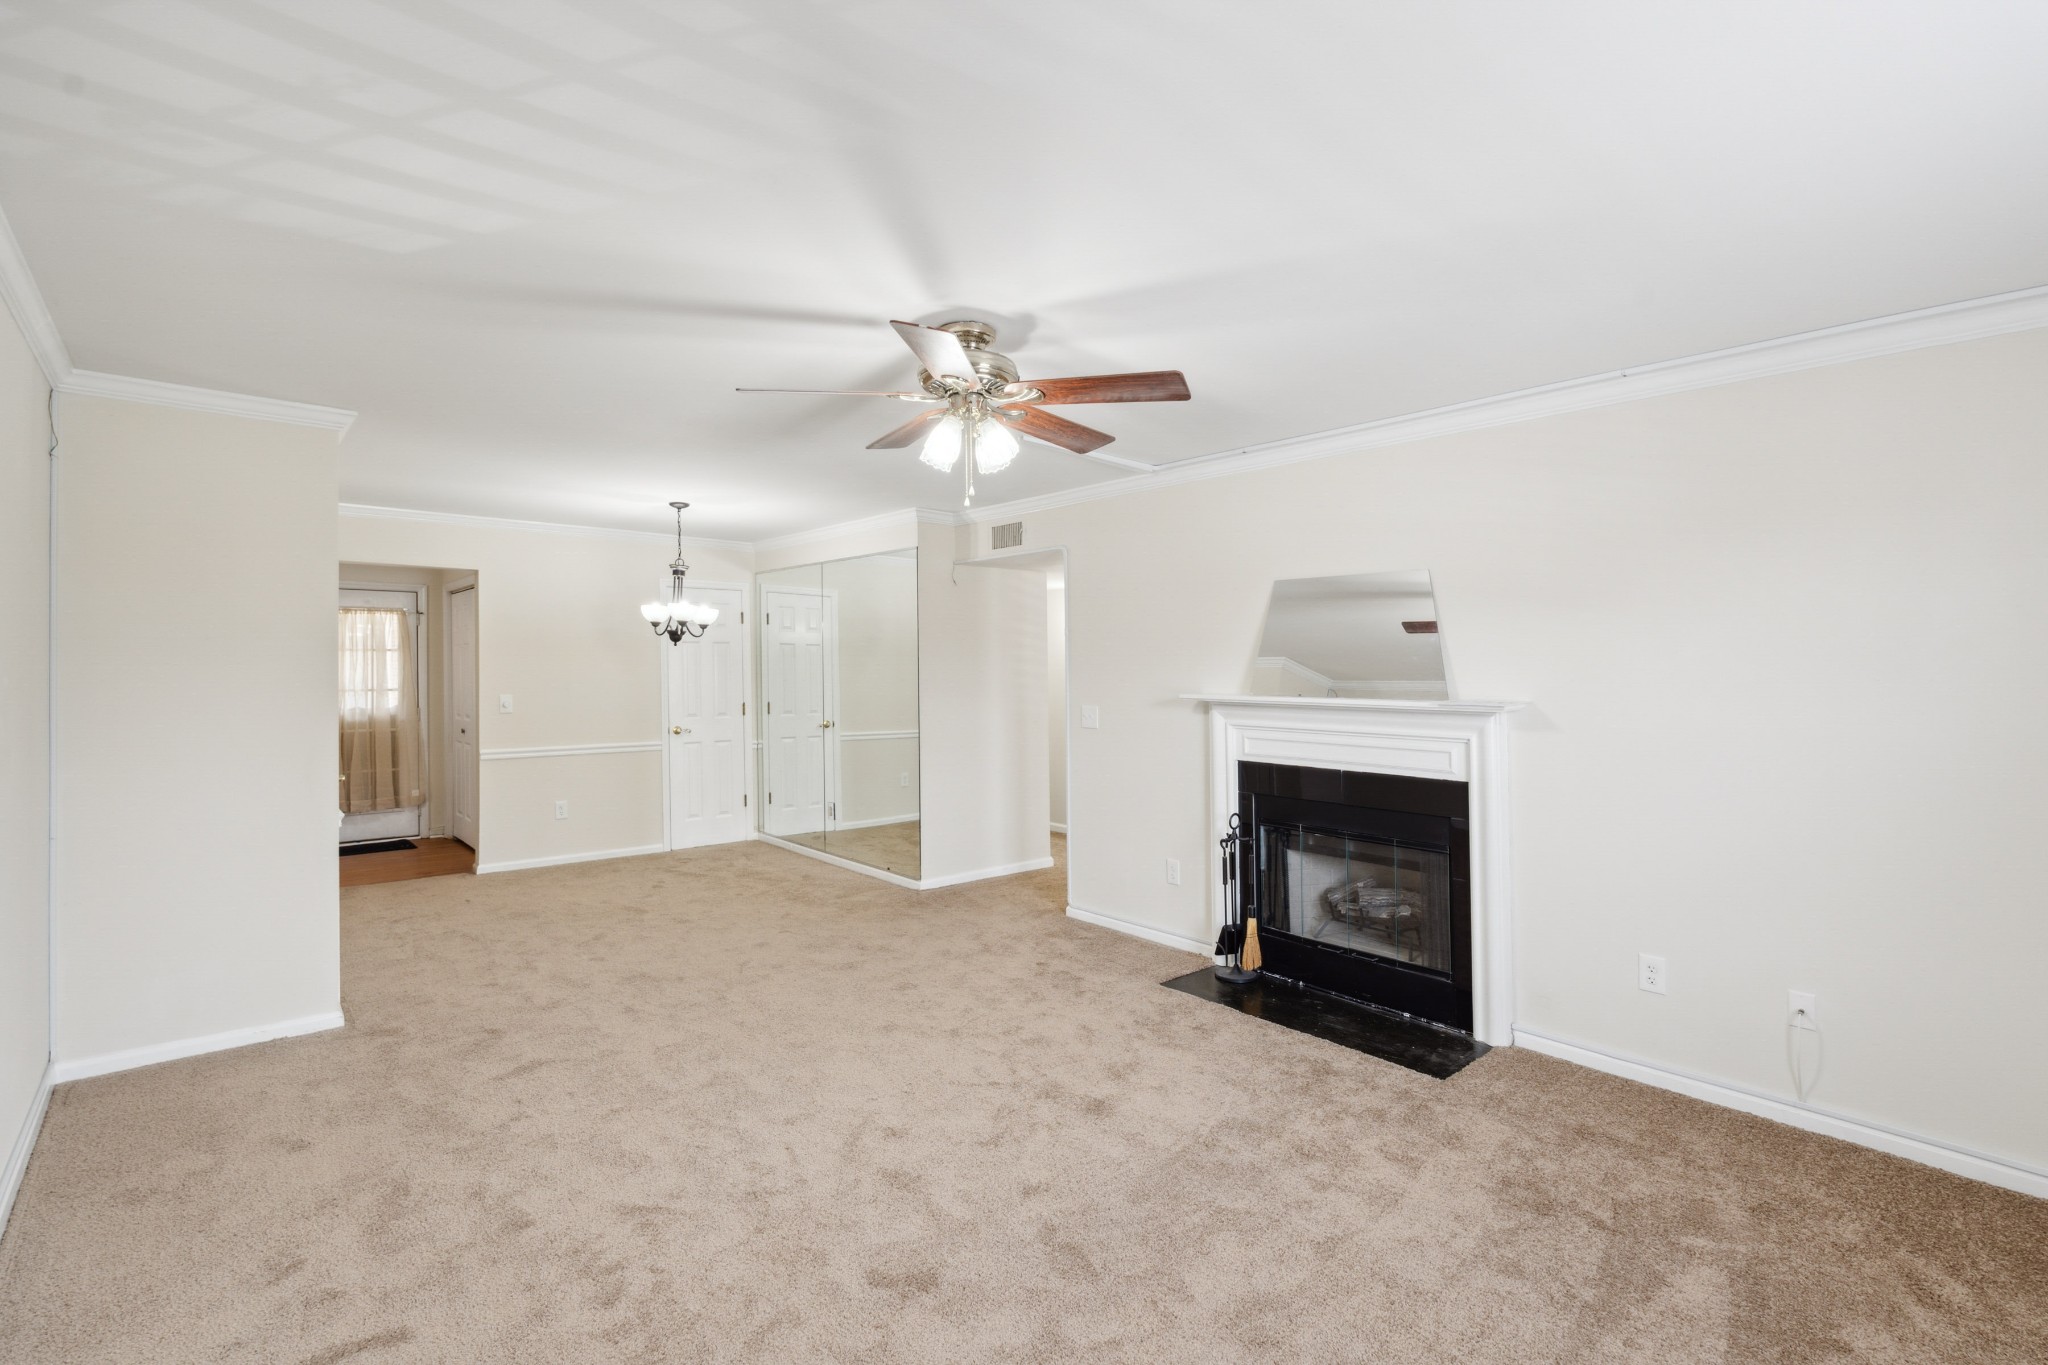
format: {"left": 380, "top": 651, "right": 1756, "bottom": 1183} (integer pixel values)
{"left": 1258, "top": 826, "right": 1452, "bottom": 975}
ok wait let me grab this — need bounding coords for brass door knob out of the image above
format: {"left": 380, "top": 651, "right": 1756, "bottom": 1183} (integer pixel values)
{"left": 672, "top": 726, "right": 688, "bottom": 735}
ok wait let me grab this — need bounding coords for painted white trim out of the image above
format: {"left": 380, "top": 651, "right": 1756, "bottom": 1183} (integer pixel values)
{"left": 1183, "top": 692, "right": 1522, "bottom": 716}
{"left": 751, "top": 506, "right": 954, "bottom": 555}
{"left": 475, "top": 843, "right": 667, "bottom": 874}
{"left": 480, "top": 741, "right": 662, "bottom": 761}
{"left": 51, "top": 1011, "right": 345, "bottom": 1084}
{"left": 758, "top": 832, "right": 923, "bottom": 889}
{"left": 917, "top": 856, "right": 1054, "bottom": 888}
{"left": 960, "top": 283, "right": 2048, "bottom": 527}
{"left": 0, "top": 200, "right": 358, "bottom": 432}
{"left": 837, "top": 729, "right": 919, "bottom": 743}
{"left": 0, "top": 201, "right": 69, "bottom": 385}
{"left": 1513, "top": 1028, "right": 2048, "bottom": 1201}
{"left": 1050, "top": 822, "right": 1067, "bottom": 835}
{"left": 1194, "top": 695, "right": 1518, "bottom": 1046}
{"left": 1, "top": 1060, "right": 53, "bottom": 1240}
{"left": 59, "top": 370, "right": 354, "bottom": 434}
{"left": 339, "top": 502, "right": 754, "bottom": 553}
{"left": 830, "top": 813, "right": 918, "bottom": 831}
{"left": 1066, "top": 903, "right": 1211, "bottom": 956}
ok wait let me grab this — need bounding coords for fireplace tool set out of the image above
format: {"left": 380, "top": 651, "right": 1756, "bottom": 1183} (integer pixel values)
{"left": 1215, "top": 813, "right": 1262, "bottom": 982}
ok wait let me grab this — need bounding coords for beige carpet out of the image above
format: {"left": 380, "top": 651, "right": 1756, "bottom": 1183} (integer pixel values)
{"left": 2, "top": 843, "right": 2043, "bottom": 1364}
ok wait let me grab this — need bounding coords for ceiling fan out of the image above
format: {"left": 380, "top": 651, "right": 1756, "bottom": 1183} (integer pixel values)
{"left": 738, "top": 319, "right": 1190, "bottom": 505}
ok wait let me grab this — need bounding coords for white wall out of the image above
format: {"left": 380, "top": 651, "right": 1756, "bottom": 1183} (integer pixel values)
{"left": 0, "top": 295, "right": 51, "bottom": 1227}
{"left": 1047, "top": 583, "right": 1066, "bottom": 830}
{"left": 338, "top": 512, "right": 752, "bottom": 869}
{"left": 53, "top": 397, "right": 340, "bottom": 1066}
{"left": 1010, "top": 327, "right": 2048, "bottom": 1173}
{"left": 918, "top": 520, "right": 1050, "bottom": 881}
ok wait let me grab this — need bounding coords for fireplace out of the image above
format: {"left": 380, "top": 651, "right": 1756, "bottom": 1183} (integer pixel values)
{"left": 1237, "top": 762, "right": 1473, "bottom": 1033}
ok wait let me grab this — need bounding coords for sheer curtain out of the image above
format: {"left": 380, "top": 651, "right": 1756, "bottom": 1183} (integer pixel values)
{"left": 339, "top": 608, "right": 424, "bottom": 813}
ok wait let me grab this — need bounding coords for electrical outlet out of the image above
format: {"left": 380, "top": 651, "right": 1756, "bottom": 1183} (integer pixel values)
{"left": 1165, "top": 857, "right": 1182, "bottom": 886}
{"left": 499, "top": 693, "right": 515, "bottom": 713}
{"left": 1638, "top": 953, "right": 1667, "bottom": 995}
{"left": 554, "top": 800, "right": 568, "bottom": 820}
{"left": 1080, "top": 704, "right": 1100, "bottom": 729}
{"left": 900, "top": 772, "right": 909, "bottom": 787}
{"left": 1789, "top": 990, "right": 1818, "bottom": 1030}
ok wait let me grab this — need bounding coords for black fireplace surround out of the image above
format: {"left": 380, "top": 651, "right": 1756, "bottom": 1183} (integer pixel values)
{"left": 1236, "top": 761, "right": 1474, "bottom": 1033}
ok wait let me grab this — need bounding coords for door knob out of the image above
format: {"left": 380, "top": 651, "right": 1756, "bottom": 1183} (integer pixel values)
{"left": 673, "top": 726, "right": 689, "bottom": 735}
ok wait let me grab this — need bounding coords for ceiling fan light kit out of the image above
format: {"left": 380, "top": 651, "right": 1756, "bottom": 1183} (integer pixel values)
{"left": 739, "top": 318, "right": 1190, "bottom": 505}
{"left": 642, "top": 501, "right": 720, "bottom": 643}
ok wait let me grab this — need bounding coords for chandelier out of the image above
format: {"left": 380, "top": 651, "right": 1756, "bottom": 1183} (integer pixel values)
{"left": 640, "top": 501, "right": 720, "bottom": 643}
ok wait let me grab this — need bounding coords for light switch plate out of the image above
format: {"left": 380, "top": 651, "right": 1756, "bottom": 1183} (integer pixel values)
{"left": 1080, "top": 704, "right": 1100, "bottom": 729}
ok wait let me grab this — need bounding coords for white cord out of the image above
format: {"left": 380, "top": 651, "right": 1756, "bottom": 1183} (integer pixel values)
{"left": 1786, "top": 1008, "right": 1821, "bottom": 1101}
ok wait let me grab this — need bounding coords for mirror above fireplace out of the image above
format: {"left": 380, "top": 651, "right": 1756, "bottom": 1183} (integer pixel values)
{"left": 1249, "top": 570, "right": 1449, "bottom": 700}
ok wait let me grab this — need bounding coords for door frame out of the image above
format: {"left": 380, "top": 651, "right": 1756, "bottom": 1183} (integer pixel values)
{"left": 442, "top": 574, "right": 479, "bottom": 848}
{"left": 339, "top": 581, "right": 429, "bottom": 844}
{"left": 659, "top": 579, "right": 753, "bottom": 851}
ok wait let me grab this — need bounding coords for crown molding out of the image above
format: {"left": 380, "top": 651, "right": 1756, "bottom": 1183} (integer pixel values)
{"left": 750, "top": 505, "right": 960, "bottom": 554}
{"left": 2, "top": 194, "right": 356, "bottom": 432}
{"left": 962, "top": 282, "right": 2048, "bottom": 526}
{"left": 339, "top": 501, "right": 755, "bottom": 553}
{"left": 0, "top": 201, "right": 69, "bottom": 385}
{"left": 58, "top": 369, "right": 355, "bottom": 433}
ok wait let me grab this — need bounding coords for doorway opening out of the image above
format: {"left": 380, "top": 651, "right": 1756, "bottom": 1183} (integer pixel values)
{"left": 339, "top": 563, "right": 478, "bottom": 887}
{"left": 958, "top": 545, "right": 1069, "bottom": 900}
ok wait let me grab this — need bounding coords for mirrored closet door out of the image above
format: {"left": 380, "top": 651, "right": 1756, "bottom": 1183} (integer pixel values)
{"left": 756, "top": 549, "right": 919, "bottom": 878}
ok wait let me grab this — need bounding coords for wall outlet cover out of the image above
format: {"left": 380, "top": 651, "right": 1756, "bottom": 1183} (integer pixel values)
{"left": 1638, "top": 953, "right": 1667, "bottom": 995}
{"left": 1166, "top": 857, "right": 1182, "bottom": 885}
{"left": 554, "top": 800, "right": 568, "bottom": 820}
{"left": 1789, "top": 990, "right": 1819, "bottom": 1030}
{"left": 1080, "top": 704, "right": 1100, "bottom": 729}
{"left": 499, "top": 693, "right": 514, "bottom": 713}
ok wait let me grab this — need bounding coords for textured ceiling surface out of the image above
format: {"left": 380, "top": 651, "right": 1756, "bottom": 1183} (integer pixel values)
{"left": 3, "top": 1, "right": 2046, "bottom": 539}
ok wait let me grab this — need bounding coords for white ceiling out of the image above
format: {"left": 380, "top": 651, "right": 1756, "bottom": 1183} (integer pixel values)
{"left": 3, "top": 1, "right": 2045, "bottom": 541}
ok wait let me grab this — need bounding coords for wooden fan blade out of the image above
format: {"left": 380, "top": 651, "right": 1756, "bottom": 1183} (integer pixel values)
{"left": 994, "top": 405, "right": 1115, "bottom": 454}
{"left": 866, "top": 407, "right": 946, "bottom": 449}
{"left": 1013, "top": 371, "right": 1190, "bottom": 404}
{"left": 736, "top": 388, "right": 939, "bottom": 400}
{"left": 889, "top": 320, "right": 978, "bottom": 384}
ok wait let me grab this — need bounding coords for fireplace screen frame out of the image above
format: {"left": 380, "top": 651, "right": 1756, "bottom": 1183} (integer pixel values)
{"left": 1236, "top": 762, "right": 1474, "bottom": 1032}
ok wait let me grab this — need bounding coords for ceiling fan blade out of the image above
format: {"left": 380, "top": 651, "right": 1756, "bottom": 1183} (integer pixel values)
{"left": 889, "top": 320, "right": 978, "bottom": 384}
{"left": 736, "top": 388, "right": 940, "bottom": 400}
{"left": 866, "top": 407, "right": 947, "bottom": 449}
{"left": 993, "top": 404, "right": 1116, "bottom": 454}
{"left": 1012, "top": 371, "right": 1191, "bottom": 404}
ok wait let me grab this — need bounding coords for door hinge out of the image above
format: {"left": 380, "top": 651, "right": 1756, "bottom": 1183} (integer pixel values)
{"left": 767, "top": 791, "right": 772, "bottom": 804}
{"left": 740, "top": 611, "right": 745, "bottom": 624}
{"left": 743, "top": 793, "right": 748, "bottom": 806}
{"left": 765, "top": 701, "right": 772, "bottom": 714}
{"left": 763, "top": 611, "right": 770, "bottom": 624}
{"left": 741, "top": 701, "right": 746, "bottom": 716}
{"left": 828, "top": 801, "right": 836, "bottom": 819}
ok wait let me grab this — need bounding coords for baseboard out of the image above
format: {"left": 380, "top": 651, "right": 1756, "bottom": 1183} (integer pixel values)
{"left": 916, "top": 856, "right": 1054, "bottom": 889}
{"left": 476, "top": 843, "right": 667, "bottom": 874}
{"left": 757, "top": 833, "right": 921, "bottom": 888}
{"left": 51, "top": 1011, "right": 346, "bottom": 1085}
{"left": 1049, "top": 822, "right": 1067, "bottom": 835}
{"left": 1513, "top": 1028, "right": 2048, "bottom": 1201}
{"left": 1, "top": 1060, "right": 54, "bottom": 1243}
{"left": 1066, "top": 903, "right": 1211, "bottom": 956}
{"left": 827, "top": 814, "right": 918, "bottom": 831}
{"left": 756, "top": 835, "right": 1053, "bottom": 891}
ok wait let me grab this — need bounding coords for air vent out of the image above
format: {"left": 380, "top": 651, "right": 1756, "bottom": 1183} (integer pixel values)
{"left": 991, "top": 521, "right": 1024, "bottom": 550}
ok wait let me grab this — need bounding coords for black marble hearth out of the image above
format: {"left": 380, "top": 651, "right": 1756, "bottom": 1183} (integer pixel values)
{"left": 1162, "top": 968, "right": 1490, "bottom": 1079}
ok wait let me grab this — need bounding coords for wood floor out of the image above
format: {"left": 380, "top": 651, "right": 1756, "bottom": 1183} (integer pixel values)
{"left": 339, "top": 837, "right": 475, "bottom": 888}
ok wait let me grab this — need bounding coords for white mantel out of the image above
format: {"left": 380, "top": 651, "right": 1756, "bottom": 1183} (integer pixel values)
{"left": 1184, "top": 694, "right": 1519, "bottom": 1045}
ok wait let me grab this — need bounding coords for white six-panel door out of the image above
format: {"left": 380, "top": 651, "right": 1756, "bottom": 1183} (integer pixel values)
{"left": 449, "top": 584, "right": 479, "bottom": 849}
{"left": 761, "top": 589, "right": 830, "bottom": 837}
{"left": 666, "top": 586, "right": 749, "bottom": 849}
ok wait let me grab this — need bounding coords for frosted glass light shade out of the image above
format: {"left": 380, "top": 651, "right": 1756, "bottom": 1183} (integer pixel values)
{"left": 920, "top": 414, "right": 964, "bottom": 471}
{"left": 975, "top": 416, "right": 1020, "bottom": 473}
{"left": 640, "top": 600, "right": 668, "bottom": 623}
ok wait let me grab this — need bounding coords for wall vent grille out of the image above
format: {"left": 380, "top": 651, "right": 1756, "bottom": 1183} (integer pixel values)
{"left": 991, "top": 521, "right": 1024, "bottom": 550}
